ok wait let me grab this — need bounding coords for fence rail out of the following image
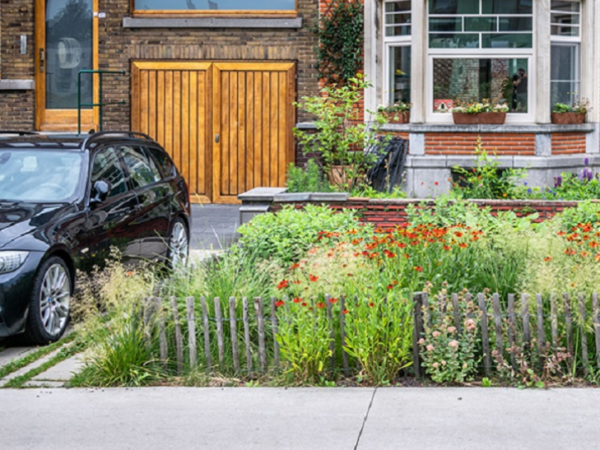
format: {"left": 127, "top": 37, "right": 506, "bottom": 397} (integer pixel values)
{"left": 140, "top": 292, "right": 600, "bottom": 378}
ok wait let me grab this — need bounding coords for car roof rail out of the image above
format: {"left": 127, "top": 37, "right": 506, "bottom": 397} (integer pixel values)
{"left": 0, "top": 131, "right": 41, "bottom": 137}
{"left": 82, "top": 131, "right": 155, "bottom": 149}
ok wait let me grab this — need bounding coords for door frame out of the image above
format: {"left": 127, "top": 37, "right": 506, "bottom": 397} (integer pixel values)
{"left": 35, "top": 0, "right": 99, "bottom": 131}
{"left": 211, "top": 62, "right": 296, "bottom": 204}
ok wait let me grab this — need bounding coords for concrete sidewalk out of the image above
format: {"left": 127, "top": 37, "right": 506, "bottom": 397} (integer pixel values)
{"left": 1, "top": 387, "right": 599, "bottom": 449}
{"left": 190, "top": 204, "right": 240, "bottom": 250}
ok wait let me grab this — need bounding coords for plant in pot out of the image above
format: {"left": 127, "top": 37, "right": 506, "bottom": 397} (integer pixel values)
{"left": 377, "top": 101, "right": 412, "bottom": 124}
{"left": 551, "top": 98, "right": 590, "bottom": 124}
{"left": 451, "top": 99, "right": 509, "bottom": 125}
{"left": 294, "top": 75, "right": 389, "bottom": 192}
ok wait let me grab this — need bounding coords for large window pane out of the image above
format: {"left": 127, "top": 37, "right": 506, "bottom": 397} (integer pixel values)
{"left": 465, "top": 17, "right": 497, "bottom": 32}
{"left": 482, "top": 33, "right": 533, "bottom": 48}
{"left": 432, "top": 58, "right": 529, "bottom": 113}
{"left": 134, "top": 0, "right": 296, "bottom": 11}
{"left": 429, "top": 0, "right": 478, "bottom": 14}
{"left": 429, "top": 34, "right": 480, "bottom": 49}
{"left": 429, "top": 18, "right": 462, "bottom": 32}
{"left": 551, "top": 1, "right": 581, "bottom": 12}
{"left": 388, "top": 46, "right": 411, "bottom": 105}
{"left": 482, "top": 0, "right": 533, "bottom": 14}
{"left": 499, "top": 17, "right": 533, "bottom": 31}
{"left": 551, "top": 43, "right": 580, "bottom": 107}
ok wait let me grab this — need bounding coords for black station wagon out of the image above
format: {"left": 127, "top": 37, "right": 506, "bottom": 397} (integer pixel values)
{"left": 0, "top": 131, "right": 191, "bottom": 344}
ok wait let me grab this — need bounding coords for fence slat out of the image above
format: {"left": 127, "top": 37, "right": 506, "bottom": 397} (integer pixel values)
{"left": 478, "top": 293, "right": 491, "bottom": 376}
{"left": 229, "top": 297, "right": 240, "bottom": 373}
{"left": 340, "top": 296, "right": 349, "bottom": 377}
{"left": 254, "top": 297, "right": 267, "bottom": 373}
{"left": 593, "top": 293, "right": 600, "bottom": 369}
{"left": 492, "top": 293, "right": 503, "bottom": 361}
{"left": 170, "top": 296, "right": 184, "bottom": 374}
{"left": 214, "top": 297, "right": 225, "bottom": 369}
{"left": 451, "top": 293, "right": 461, "bottom": 334}
{"left": 550, "top": 294, "right": 558, "bottom": 350}
{"left": 270, "top": 297, "right": 280, "bottom": 370}
{"left": 440, "top": 292, "right": 446, "bottom": 314}
{"left": 326, "top": 295, "right": 335, "bottom": 372}
{"left": 507, "top": 294, "right": 517, "bottom": 369}
{"left": 521, "top": 294, "right": 531, "bottom": 350}
{"left": 155, "top": 297, "right": 168, "bottom": 365}
{"left": 185, "top": 297, "right": 197, "bottom": 368}
{"left": 536, "top": 294, "right": 546, "bottom": 367}
{"left": 242, "top": 297, "right": 252, "bottom": 373}
{"left": 578, "top": 294, "right": 589, "bottom": 376}
{"left": 422, "top": 292, "right": 430, "bottom": 329}
{"left": 142, "top": 297, "right": 153, "bottom": 350}
{"left": 412, "top": 292, "right": 424, "bottom": 378}
{"left": 564, "top": 293, "right": 574, "bottom": 366}
{"left": 200, "top": 296, "right": 212, "bottom": 371}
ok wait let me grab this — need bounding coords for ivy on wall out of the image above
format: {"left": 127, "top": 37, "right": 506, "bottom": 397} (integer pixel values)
{"left": 314, "top": 0, "right": 364, "bottom": 85}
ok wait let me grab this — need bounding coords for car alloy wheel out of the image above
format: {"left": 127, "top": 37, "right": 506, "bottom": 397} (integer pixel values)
{"left": 39, "top": 263, "right": 71, "bottom": 336}
{"left": 169, "top": 220, "right": 189, "bottom": 268}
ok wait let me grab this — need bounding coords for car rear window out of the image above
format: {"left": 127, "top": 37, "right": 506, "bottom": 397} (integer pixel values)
{"left": 146, "top": 146, "right": 176, "bottom": 179}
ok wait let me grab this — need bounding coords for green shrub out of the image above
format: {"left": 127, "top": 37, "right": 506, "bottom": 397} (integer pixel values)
{"left": 286, "top": 159, "right": 333, "bottom": 193}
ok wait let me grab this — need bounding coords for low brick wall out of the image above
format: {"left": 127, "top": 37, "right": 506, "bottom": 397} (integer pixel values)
{"left": 239, "top": 189, "right": 581, "bottom": 228}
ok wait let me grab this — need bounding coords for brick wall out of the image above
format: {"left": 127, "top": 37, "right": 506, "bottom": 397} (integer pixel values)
{"left": 552, "top": 133, "right": 587, "bottom": 155}
{"left": 268, "top": 198, "right": 578, "bottom": 228}
{"left": 425, "top": 133, "right": 536, "bottom": 155}
{"left": 0, "top": 0, "right": 35, "bottom": 128}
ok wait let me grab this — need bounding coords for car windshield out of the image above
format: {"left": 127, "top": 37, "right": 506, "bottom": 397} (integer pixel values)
{"left": 0, "top": 149, "right": 84, "bottom": 202}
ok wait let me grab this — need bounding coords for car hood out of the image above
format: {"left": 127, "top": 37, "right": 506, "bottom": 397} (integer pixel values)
{"left": 0, "top": 202, "right": 76, "bottom": 249}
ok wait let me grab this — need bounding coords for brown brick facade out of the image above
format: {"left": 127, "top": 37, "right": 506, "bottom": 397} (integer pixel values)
{"left": 425, "top": 133, "right": 536, "bottom": 155}
{"left": 552, "top": 132, "right": 587, "bottom": 155}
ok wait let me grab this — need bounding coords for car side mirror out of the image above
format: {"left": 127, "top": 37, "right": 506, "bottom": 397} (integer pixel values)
{"left": 90, "top": 180, "right": 110, "bottom": 206}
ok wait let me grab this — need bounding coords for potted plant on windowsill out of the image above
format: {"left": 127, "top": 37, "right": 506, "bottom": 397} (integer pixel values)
{"left": 551, "top": 98, "right": 590, "bottom": 125}
{"left": 377, "top": 102, "right": 411, "bottom": 124}
{"left": 293, "top": 75, "right": 389, "bottom": 192}
{"left": 451, "top": 99, "right": 509, "bottom": 125}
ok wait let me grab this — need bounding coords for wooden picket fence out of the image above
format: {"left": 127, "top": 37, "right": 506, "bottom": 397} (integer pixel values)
{"left": 141, "top": 292, "right": 600, "bottom": 378}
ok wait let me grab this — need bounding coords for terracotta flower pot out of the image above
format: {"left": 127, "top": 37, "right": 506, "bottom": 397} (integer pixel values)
{"left": 452, "top": 112, "right": 479, "bottom": 125}
{"left": 478, "top": 112, "right": 507, "bottom": 124}
{"left": 551, "top": 112, "right": 586, "bottom": 124}
{"left": 384, "top": 110, "right": 410, "bottom": 124}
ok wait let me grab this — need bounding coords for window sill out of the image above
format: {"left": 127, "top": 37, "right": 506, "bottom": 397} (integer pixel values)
{"left": 381, "top": 123, "right": 596, "bottom": 134}
{"left": 0, "top": 80, "right": 35, "bottom": 91}
{"left": 122, "top": 16, "right": 303, "bottom": 29}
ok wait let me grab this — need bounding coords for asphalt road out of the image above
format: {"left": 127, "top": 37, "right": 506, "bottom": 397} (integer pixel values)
{"left": 1, "top": 387, "right": 599, "bottom": 450}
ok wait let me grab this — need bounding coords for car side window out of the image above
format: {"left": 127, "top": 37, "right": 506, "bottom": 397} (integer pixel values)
{"left": 120, "top": 145, "right": 161, "bottom": 189}
{"left": 146, "top": 146, "right": 176, "bottom": 178}
{"left": 91, "top": 147, "right": 127, "bottom": 198}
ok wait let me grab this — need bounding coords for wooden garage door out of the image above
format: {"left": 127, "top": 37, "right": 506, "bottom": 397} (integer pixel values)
{"left": 131, "top": 61, "right": 296, "bottom": 204}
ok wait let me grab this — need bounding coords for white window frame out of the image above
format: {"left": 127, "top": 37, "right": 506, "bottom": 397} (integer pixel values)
{"left": 383, "top": 1, "right": 412, "bottom": 107}
{"left": 550, "top": 1, "right": 581, "bottom": 107}
{"left": 426, "top": 0, "right": 536, "bottom": 124}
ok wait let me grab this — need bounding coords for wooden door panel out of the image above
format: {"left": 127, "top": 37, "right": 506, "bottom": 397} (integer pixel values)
{"left": 131, "top": 61, "right": 212, "bottom": 204}
{"left": 213, "top": 62, "right": 296, "bottom": 204}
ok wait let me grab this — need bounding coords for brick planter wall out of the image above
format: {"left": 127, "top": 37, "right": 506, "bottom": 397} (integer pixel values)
{"left": 240, "top": 189, "right": 581, "bottom": 228}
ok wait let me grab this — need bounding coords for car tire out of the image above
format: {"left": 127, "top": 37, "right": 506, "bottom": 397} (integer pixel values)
{"left": 25, "top": 256, "right": 72, "bottom": 345}
{"left": 167, "top": 218, "right": 189, "bottom": 268}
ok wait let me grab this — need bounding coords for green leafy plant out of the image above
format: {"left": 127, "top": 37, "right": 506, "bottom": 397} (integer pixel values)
{"left": 343, "top": 293, "right": 413, "bottom": 385}
{"left": 552, "top": 102, "right": 572, "bottom": 113}
{"left": 451, "top": 99, "right": 509, "bottom": 114}
{"left": 553, "top": 97, "right": 591, "bottom": 114}
{"left": 314, "top": 0, "right": 364, "bottom": 85}
{"left": 294, "top": 75, "right": 389, "bottom": 192}
{"left": 451, "top": 137, "right": 525, "bottom": 199}
{"left": 286, "top": 159, "right": 333, "bottom": 193}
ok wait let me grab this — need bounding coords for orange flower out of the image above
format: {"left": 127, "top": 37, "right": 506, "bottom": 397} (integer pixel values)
{"left": 293, "top": 297, "right": 302, "bottom": 304}
{"left": 309, "top": 274, "right": 319, "bottom": 282}
{"left": 387, "top": 284, "right": 394, "bottom": 290}
{"left": 459, "top": 243, "right": 468, "bottom": 249}
{"left": 595, "top": 254, "right": 600, "bottom": 262}
{"left": 329, "top": 297, "right": 338, "bottom": 304}
{"left": 369, "top": 302, "right": 375, "bottom": 307}
{"left": 544, "top": 256, "right": 552, "bottom": 262}
{"left": 277, "top": 279, "right": 289, "bottom": 290}
{"left": 290, "top": 263, "right": 300, "bottom": 270}
{"left": 316, "top": 302, "right": 325, "bottom": 309}
{"left": 275, "top": 300, "right": 285, "bottom": 307}
{"left": 590, "top": 241, "right": 599, "bottom": 248}
{"left": 293, "top": 280, "right": 302, "bottom": 285}
{"left": 414, "top": 266, "right": 424, "bottom": 273}
{"left": 342, "top": 309, "right": 349, "bottom": 315}
{"left": 443, "top": 245, "right": 451, "bottom": 251}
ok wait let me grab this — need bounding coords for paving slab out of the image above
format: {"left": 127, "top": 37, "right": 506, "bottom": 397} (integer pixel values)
{"left": 358, "top": 387, "right": 600, "bottom": 450}
{"left": 31, "top": 354, "right": 84, "bottom": 382}
{"left": 0, "top": 347, "right": 38, "bottom": 368}
{"left": 0, "top": 344, "right": 71, "bottom": 386}
{"left": 0, "top": 388, "right": 374, "bottom": 450}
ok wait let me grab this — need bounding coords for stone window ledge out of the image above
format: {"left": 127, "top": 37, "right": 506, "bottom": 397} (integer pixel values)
{"left": 406, "top": 154, "right": 600, "bottom": 169}
{"left": 123, "top": 17, "right": 302, "bottom": 29}
{"left": 382, "top": 123, "right": 596, "bottom": 134}
{"left": 0, "top": 80, "right": 35, "bottom": 91}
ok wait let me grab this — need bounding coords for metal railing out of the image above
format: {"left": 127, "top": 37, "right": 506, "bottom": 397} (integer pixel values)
{"left": 77, "top": 70, "right": 127, "bottom": 135}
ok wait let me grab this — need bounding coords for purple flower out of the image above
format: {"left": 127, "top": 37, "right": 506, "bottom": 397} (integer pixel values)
{"left": 523, "top": 181, "right": 528, "bottom": 186}
{"left": 527, "top": 188, "right": 532, "bottom": 194}
{"left": 585, "top": 158, "right": 589, "bottom": 166}
{"left": 554, "top": 176, "right": 563, "bottom": 188}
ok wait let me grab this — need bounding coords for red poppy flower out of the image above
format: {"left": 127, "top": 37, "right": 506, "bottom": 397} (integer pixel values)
{"left": 443, "top": 245, "right": 451, "bottom": 251}
{"left": 290, "top": 263, "right": 300, "bottom": 270}
{"left": 293, "top": 297, "right": 302, "bottom": 303}
{"left": 386, "top": 251, "right": 396, "bottom": 258}
{"left": 459, "top": 243, "right": 468, "bottom": 249}
{"left": 329, "top": 298, "right": 338, "bottom": 304}
{"left": 275, "top": 300, "right": 285, "bottom": 307}
{"left": 544, "top": 256, "right": 552, "bottom": 262}
{"left": 342, "top": 309, "right": 349, "bottom": 315}
{"left": 369, "top": 302, "right": 375, "bottom": 307}
{"left": 316, "top": 302, "right": 325, "bottom": 309}
{"left": 414, "top": 266, "right": 423, "bottom": 273}
{"left": 309, "top": 274, "right": 319, "bottom": 282}
{"left": 277, "top": 279, "right": 289, "bottom": 290}
{"left": 387, "top": 284, "right": 394, "bottom": 290}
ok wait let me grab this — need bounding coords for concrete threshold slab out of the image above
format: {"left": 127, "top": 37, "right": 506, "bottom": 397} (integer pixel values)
{"left": 32, "top": 354, "right": 84, "bottom": 382}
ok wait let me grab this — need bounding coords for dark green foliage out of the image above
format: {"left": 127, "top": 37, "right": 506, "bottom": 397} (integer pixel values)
{"left": 286, "top": 159, "right": 333, "bottom": 193}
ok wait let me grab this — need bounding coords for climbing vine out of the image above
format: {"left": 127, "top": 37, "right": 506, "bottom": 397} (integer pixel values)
{"left": 314, "top": 0, "right": 364, "bottom": 85}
